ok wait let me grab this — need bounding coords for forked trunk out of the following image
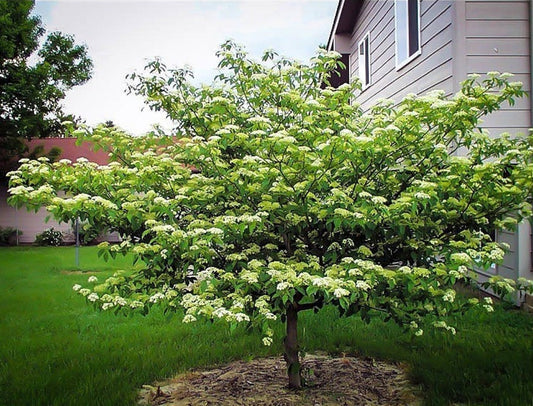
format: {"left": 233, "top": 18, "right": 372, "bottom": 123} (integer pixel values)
{"left": 284, "top": 304, "right": 302, "bottom": 389}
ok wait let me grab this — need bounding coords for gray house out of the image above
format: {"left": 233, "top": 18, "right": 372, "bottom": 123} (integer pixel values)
{"left": 327, "top": 0, "right": 532, "bottom": 291}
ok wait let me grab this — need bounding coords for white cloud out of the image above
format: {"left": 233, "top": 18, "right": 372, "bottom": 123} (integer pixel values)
{"left": 35, "top": 0, "right": 338, "bottom": 135}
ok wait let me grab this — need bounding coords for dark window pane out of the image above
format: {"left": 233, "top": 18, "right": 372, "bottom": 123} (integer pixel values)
{"left": 408, "top": 0, "right": 419, "bottom": 56}
{"left": 364, "top": 36, "right": 370, "bottom": 85}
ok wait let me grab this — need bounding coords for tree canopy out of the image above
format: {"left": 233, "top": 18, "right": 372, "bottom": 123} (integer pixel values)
{"left": 0, "top": 0, "right": 92, "bottom": 153}
{"left": 8, "top": 42, "right": 533, "bottom": 388}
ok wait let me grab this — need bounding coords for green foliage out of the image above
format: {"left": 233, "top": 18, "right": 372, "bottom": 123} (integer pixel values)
{"left": 0, "top": 0, "right": 93, "bottom": 141}
{"left": 34, "top": 227, "right": 63, "bottom": 246}
{"left": 26, "top": 144, "right": 62, "bottom": 162}
{"left": 0, "top": 142, "right": 63, "bottom": 185}
{"left": 8, "top": 42, "right": 533, "bottom": 352}
{"left": 73, "top": 220, "right": 106, "bottom": 245}
{"left": 0, "top": 226, "right": 21, "bottom": 245}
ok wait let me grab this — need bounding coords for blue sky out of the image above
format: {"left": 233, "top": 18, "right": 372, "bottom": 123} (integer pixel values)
{"left": 34, "top": 0, "right": 338, "bottom": 135}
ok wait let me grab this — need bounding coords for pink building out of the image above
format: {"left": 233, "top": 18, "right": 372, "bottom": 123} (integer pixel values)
{"left": 0, "top": 138, "right": 119, "bottom": 244}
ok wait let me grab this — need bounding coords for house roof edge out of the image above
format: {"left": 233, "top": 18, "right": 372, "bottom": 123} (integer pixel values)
{"left": 326, "top": 0, "right": 364, "bottom": 51}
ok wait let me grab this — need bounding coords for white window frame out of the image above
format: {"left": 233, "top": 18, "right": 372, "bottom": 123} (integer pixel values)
{"left": 395, "top": 0, "right": 421, "bottom": 70}
{"left": 358, "top": 32, "right": 371, "bottom": 90}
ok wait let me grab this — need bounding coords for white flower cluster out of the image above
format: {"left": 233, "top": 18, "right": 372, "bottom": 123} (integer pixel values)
{"left": 151, "top": 224, "right": 176, "bottom": 233}
{"left": 488, "top": 248, "right": 504, "bottom": 263}
{"left": 355, "top": 280, "right": 371, "bottom": 291}
{"left": 442, "top": 290, "right": 456, "bottom": 303}
{"left": 183, "top": 314, "right": 197, "bottom": 323}
{"left": 517, "top": 278, "right": 533, "bottom": 293}
{"left": 450, "top": 252, "right": 471, "bottom": 265}
{"left": 153, "top": 196, "right": 168, "bottom": 205}
{"left": 409, "top": 321, "right": 424, "bottom": 336}
{"left": 149, "top": 292, "right": 165, "bottom": 303}
{"left": 91, "top": 196, "right": 118, "bottom": 210}
{"left": 247, "top": 116, "right": 271, "bottom": 124}
{"left": 333, "top": 287, "right": 349, "bottom": 298}
{"left": 276, "top": 281, "right": 292, "bottom": 291}
{"left": 234, "top": 313, "right": 250, "bottom": 322}
{"left": 311, "top": 276, "right": 333, "bottom": 288}
{"left": 414, "top": 192, "right": 431, "bottom": 200}
{"left": 262, "top": 337, "right": 273, "bottom": 346}
{"left": 333, "top": 208, "right": 363, "bottom": 219}
{"left": 73, "top": 280, "right": 142, "bottom": 311}
{"left": 220, "top": 213, "right": 266, "bottom": 225}
{"left": 212, "top": 307, "right": 232, "bottom": 318}
{"left": 187, "top": 227, "right": 224, "bottom": 237}
{"left": 489, "top": 276, "right": 516, "bottom": 295}
{"left": 433, "top": 320, "right": 456, "bottom": 335}
{"left": 240, "top": 269, "right": 259, "bottom": 284}
{"left": 8, "top": 185, "right": 33, "bottom": 195}
{"left": 482, "top": 296, "right": 494, "bottom": 312}
{"left": 130, "top": 301, "right": 144, "bottom": 309}
{"left": 254, "top": 296, "right": 276, "bottom": 321}
{"left": 122, "top": 201, "right": 144, "bottom": 211}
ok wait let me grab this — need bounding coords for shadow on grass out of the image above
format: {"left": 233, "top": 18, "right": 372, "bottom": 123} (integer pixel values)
{"left": 302, "top": 305, "right": 533, "bottom": 406}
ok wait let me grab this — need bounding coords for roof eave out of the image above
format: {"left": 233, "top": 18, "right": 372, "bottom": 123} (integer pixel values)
{"left": 327, "top": 0, "right": 346, "bottom": 50}
{"left": 326, "top": 0, "right": 364, "bottom": 51}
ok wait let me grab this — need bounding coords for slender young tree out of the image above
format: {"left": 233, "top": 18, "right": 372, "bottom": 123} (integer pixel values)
{"left": 9, "top": 42, "right": 533, "bottom": 388}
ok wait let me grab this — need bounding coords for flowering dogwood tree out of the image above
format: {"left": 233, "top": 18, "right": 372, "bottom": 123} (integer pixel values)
{"left": 8, "top": 42, "right": 533, "bottom": 388}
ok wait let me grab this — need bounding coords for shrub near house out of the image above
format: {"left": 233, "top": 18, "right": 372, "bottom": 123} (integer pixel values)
{"left": 8, "top": 43, "right": 533, "bottom": 387}
{"left": 0, "top": 226, "right": 21, "bottom": 245}
{"left": 34, "top": 228, "right": 63, "bottom": 246}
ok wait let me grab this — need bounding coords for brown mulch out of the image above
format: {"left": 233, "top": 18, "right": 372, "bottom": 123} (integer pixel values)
{"left": 60, "top": 270, "right": 99, "bottom": 275}
{"left": 138, "top": 354, "right": 422, "bottom": 406}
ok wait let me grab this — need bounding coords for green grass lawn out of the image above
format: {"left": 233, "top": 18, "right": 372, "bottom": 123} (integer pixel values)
{"left": 1, "top": 246, "right": 532, "bottom": 405}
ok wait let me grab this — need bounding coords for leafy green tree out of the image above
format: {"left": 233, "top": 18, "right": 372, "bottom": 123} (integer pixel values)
{"left": 8, "top": 42, "right": 533, "bottom": 388}
{"left": 0, "top": 0, "right": 92, "bottom": 153}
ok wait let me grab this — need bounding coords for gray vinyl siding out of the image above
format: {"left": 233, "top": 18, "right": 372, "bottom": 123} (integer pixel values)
{"left": 463, "top": 0, "right": 531, "bottom": 137}
{"left": 345, "top": 0, "right": 531, "bottom": 133}
{"left": 462, "top": 0, "right": 532, "bottom": 284}
{"left": 497, "top": 229, "right": 519, "bottom": 279}
{"left": 332, "top": 0, "right": 532, "bottom": 286}
{"left": 350, "top": 0, "right": 455, "bottom": 109}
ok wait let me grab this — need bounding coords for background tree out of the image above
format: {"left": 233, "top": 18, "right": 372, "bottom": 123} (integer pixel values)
{"left": 0, "top": 0, "right": 93, "bottom": 162}
{"left": 8, "top": 42, "right": 533, "bottom": 388}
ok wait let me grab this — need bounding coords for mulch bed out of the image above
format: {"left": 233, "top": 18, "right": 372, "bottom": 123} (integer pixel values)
{"left": 138, "top": 353, "right": 422, "bottom": 406}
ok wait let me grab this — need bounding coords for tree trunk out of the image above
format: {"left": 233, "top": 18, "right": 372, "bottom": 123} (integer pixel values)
{"left": 284, "top": 304, "right": 302, "bottom": 389}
